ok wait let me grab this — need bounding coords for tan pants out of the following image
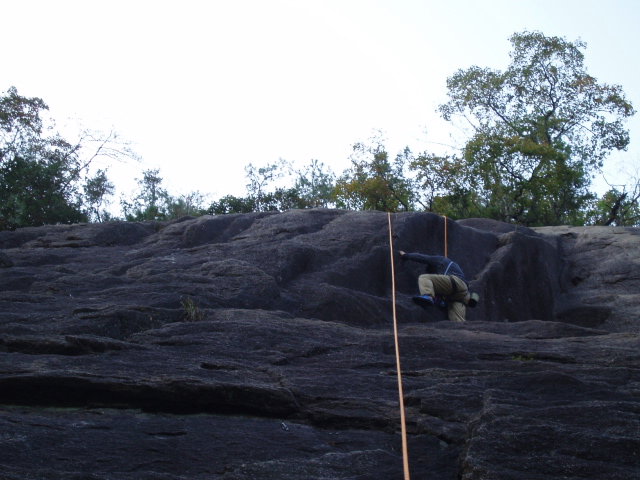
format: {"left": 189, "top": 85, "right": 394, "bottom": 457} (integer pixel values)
{"left": 418, "top": 274, "right": 470, "bottom": 322}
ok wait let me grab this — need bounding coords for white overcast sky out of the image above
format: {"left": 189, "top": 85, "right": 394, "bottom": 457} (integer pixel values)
{"left": 2, "top": 0, "right": 640, "bottom": 204}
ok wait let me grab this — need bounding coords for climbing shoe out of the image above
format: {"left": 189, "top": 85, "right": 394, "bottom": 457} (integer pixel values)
{"left": 412, "top": 294, "right": 435, "bottom": 308}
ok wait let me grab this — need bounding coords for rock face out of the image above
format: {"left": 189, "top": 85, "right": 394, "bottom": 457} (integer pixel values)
{"left": 0, "top": 210, "right": 638, "bottom": 480}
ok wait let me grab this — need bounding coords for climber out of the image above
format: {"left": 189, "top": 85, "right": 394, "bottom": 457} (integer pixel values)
{"left": 399, "top": 250, "right": 479, "bottom": 322}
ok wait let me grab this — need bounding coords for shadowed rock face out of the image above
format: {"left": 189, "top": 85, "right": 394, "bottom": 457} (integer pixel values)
{"left": 0, "top": 210, "right": 638, "bottom": 480}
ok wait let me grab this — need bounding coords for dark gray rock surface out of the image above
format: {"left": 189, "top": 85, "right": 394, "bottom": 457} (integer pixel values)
{"left": 0, "top": 210, "right": 638, "bottom": 479}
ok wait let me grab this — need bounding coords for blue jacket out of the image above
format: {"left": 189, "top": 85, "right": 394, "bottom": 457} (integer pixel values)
{"left": 401, "top": 253, "right": 467, "bottom": 283}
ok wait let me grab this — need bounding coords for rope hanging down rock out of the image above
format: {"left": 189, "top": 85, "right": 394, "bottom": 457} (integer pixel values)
{"left": 387, "top": 212, "right": 411, "bottom": 480}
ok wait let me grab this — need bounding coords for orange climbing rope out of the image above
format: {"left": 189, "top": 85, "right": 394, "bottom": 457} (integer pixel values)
{"left": 387, "top": 212, "right": 411, "bottom": 480}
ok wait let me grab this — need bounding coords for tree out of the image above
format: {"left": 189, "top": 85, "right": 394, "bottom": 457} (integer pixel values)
{"left": 588, "top": 179, "right": 640, "bottom": 226}
{"left": 1, "top": 86, "right": 137, "bottom": 230}
{"left": 121, "top": 169, "right": 170, "bottom": 221}
{"left": 83, "top": 169, "right": 115, "bottom": 222}
{"left": 293, "top": 159, "right": 335, "bottom": 208}
{"left": 409, "top": 152, "right": 480, "bottom": 217}
{"left": 0, "top": 87, "right": 87, "bottom": 230}
{"left": 165, "top": 191, "right": 208, "bottom": 218}
{"left": 119, "top": 168, "right": 208, "bottom": 220}
{"left": 244, "top": 160, "right": 291, "bottom": 212}
{"left": 261, "top": 187, "right": 307, "bottom": 211}
{"left": 0, "top": 154, "right": 87, "bottom": 230}
{"left": 438, "top": 31, "right": 634, "bottom": 226}
{"left": 333, "top": 136, "right": 416, "bottom": 212}
{"left": 208, "top": 194, "right": 255, "bottom": 215}
{"left": 208, "top": 159, "right": 336, "bottom": 214}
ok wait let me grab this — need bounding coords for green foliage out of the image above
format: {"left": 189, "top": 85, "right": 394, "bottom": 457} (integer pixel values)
{"left": 333, "top": 137, "right": 416, "bottom": 212}
{"left": 253, "top": 159, "right": 337, "bottom": 211}
{"left": 7, "top": 51, "right": 636, "bottom": 228}
{"left": 587, "top": 186, "right": 640, "bottom": 226}
{"left": 512, "top": 353, "right": 536, "bottom": 362}
{"left": 209, "top": 159, "right": 336, "bottom": 215}
{"left": 165, "top": 191, "right": 208, "bottom": 218}
{"left": 245, "top": 160, "right": 286, "bottom": 212}
{"left": 0, "top": 87, "right": 142, "bottom": 230}
{"left": 294, "top": 159, "right": 336, "bottom": 208}
{"left": 121, "top": 169, "right": 207, "bottom": 221}
{"left": 84, "top": 169, "right": 115, "bottom": 222}
{"left": 181, "top": 296, "right": 204, "bottom": 322}
{"left": 208, "top": 194, "right": 255, "bottom": 214}
{"left": 461, "top": 132, "right": 595, "bottom": 225}
{"left": 260, "top": 187, "right": 306, "bottom": 211}
{"left": 0, "top": 154, "right": 87, "bottom": 229}
{"left": 438, "top": 31, "right": 634, "bottom": 226}
{"left": 409, "top": 152, "right": 481, "bottom": 217}
{"left": 121, "top": 169, "right": 169, "bottom": 221}
{"left": 0, "top": 86, "right": 48, "bottom": 144}
{"left": 0, "top": 86, "right": 89, "bottom": 230}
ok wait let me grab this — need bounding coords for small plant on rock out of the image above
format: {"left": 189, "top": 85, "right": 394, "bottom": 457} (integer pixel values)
{"left": 181, "top": 296, "right": 204, "bottom": 322}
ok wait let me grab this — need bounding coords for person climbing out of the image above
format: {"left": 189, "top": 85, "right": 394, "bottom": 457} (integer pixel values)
{"left": 399, "top": 250, "right": 479, "bottom": 322}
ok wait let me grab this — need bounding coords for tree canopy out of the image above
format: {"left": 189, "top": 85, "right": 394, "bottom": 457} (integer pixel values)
{"left": 2, "top": 30, "right": 638, "bottom": 229}
{"left": 437, "top": 31, "right": 635, "bottom": 225}
{"left": 0, "top": 87, "right": 87, "bottom": 230}
{"left": 333, "top": 138, "right": 416, "bottom": 212}
{"left": 0, "top": 87, "right": 139, "bottom": 230}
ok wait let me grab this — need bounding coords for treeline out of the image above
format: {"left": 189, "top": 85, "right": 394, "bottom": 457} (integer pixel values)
{"left": 2, "top": 31, "right": 639, "bottom": 231}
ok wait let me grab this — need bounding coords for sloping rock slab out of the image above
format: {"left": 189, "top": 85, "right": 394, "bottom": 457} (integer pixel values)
{"left": 0, "top": 211, "right": 638, "bottom": 479}
{"left": 0, "top": 315, "right": 637, "bottom": 479}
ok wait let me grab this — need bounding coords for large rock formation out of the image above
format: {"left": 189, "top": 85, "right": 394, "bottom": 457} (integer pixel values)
{"left": 0, "top": 210, "right": 638, "bottom": 479}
